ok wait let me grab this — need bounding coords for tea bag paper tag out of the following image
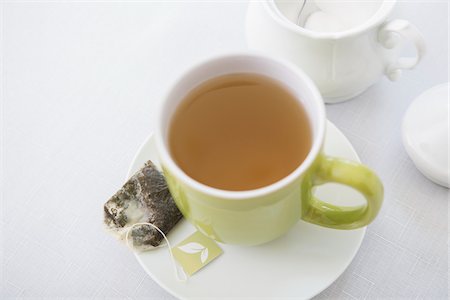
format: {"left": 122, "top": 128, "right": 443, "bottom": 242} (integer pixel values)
{"left": 172, "top": 231, "right": 223, "bottom": 276}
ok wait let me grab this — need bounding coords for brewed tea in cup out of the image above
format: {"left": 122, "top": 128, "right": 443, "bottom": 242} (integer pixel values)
{"left": 156, "top": 53, "right": 383, "bottom": 245}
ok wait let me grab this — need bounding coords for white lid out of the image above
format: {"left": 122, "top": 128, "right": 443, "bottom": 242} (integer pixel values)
{"left": 402, "top": 83, "right": 449, "bottom": 188}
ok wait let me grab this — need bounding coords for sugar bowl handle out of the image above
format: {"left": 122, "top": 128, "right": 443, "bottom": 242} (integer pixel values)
{"left": 378, "top": 19, "right": 426, "bottom": 81}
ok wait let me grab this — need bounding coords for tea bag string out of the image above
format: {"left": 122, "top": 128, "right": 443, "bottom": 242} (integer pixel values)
{"left": 125, "top": 222, "right": 188, "bottom": 282}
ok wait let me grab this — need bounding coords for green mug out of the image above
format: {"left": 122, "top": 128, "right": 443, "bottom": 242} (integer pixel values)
{"left": 155, "top": 53, "right": 383, "bottom": 246}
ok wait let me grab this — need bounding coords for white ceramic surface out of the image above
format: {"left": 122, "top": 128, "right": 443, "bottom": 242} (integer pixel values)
{"left": 127, "top": 121, "right": 366, "bottom": 300}
{"left": 245, "top": 0, "right": 426, "bottom": 102}
{"left": 402, "top": 83, "right": 450, "bottom": 188}
{"left": 304, "top": 0, "right": 383, "bottom": 33}
{"left": 314, "top": 0, "right": 382, "bottom": 28}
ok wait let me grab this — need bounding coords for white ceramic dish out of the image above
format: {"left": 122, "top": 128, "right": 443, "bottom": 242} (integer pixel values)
{"left": 127, "top": 121, "right": 366, "bottom": 300}
{"left": 246, "top": 0, "right": 426, "bottom": 103}
{"left": 402, "top": 82, "right": 449, "bottom": 188}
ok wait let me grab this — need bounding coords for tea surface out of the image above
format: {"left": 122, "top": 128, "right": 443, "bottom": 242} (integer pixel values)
{"left": 169, "top": 73, "right": 312, "bottom": 191}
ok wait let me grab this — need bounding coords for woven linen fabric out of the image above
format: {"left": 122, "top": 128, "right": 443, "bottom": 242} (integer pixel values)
{"left": 2, "top": 1, "right": 448, "bottom": 299}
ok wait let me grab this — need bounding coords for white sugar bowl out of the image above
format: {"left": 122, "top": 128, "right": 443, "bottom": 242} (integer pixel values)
{"left": 246, "top": 0, "right": 426, "bottom": 103}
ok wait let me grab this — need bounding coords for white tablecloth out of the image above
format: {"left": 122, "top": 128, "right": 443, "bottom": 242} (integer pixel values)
{"left": 2, "top": 1, "right": 448, "bottom": 299}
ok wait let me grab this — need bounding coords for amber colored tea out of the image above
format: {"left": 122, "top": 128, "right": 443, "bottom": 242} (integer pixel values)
{"left": 169, "top": 73, "right": 312, "bottom": 191}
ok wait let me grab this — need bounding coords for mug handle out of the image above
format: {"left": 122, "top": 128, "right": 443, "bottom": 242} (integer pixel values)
{"left": 301, "top": 155, "right": 383, "bottom": 229}
{"left": 377, "top": 19, "right": 426, "bottom": 81}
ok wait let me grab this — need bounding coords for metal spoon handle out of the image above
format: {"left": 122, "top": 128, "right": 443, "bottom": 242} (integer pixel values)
{"left": 297, "top": 0, "right": 307, "bottom": 25}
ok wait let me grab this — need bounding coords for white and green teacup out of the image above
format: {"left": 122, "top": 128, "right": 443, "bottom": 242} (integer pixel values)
{"left": 155, "top": 53, "right": 383, "bottom": 246}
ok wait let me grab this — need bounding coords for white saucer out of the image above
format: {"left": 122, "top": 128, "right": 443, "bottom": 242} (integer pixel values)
{"left": 402, "top": 82, "right": 449, "bottom": 188}
{"left": 127, "top": 121, "right": 366, "bottom": 300}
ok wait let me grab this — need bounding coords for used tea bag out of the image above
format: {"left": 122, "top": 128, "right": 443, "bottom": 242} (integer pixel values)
{"left": 104, "top": 160, "right": 183, "bottom": 251}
